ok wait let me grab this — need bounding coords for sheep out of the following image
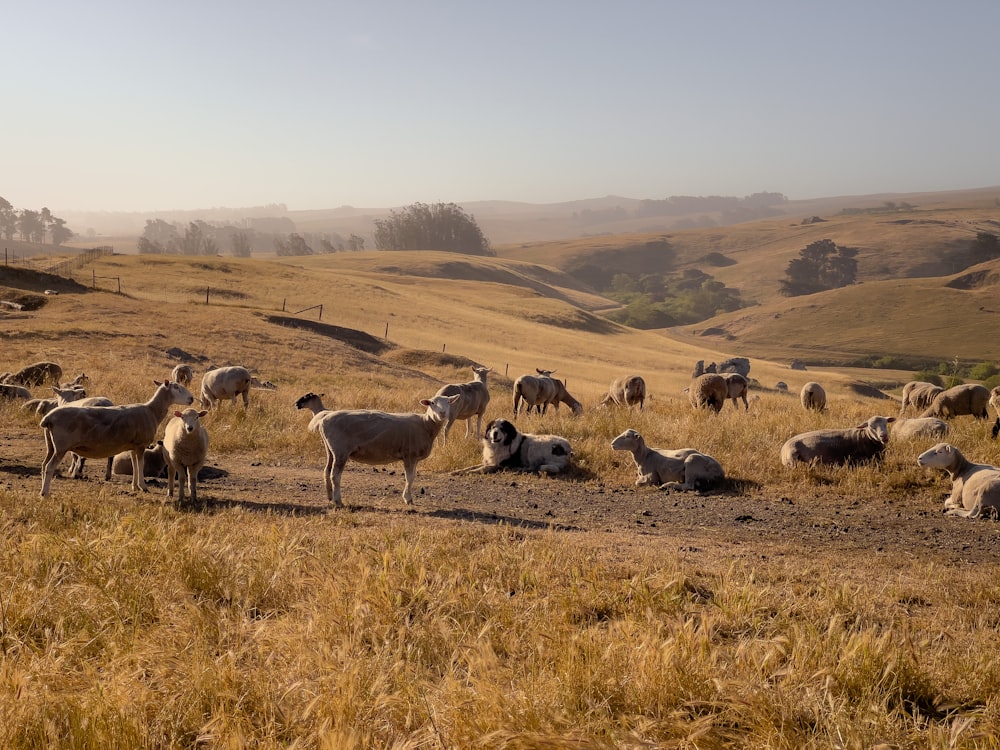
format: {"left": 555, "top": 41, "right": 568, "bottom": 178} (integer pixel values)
{"left": 39, "top": 380, "right": 194, "bottom": 496}
{"left": 988, "top": 386, "right": 1000, "bottom": 439}
{"left": 0, "top": 383, "right": 33, "bottom": 400}
{"left": 721, "top": 372, "right": 749, "bottom": 410}
{"left": 689, "top": 373, "right": 728, "bottom": 413}
{"left": 513, "top": 369, "right": 558, "bottom": 415}
{"left": 900, "top": 381, "right": 943, "bottom": 415}
{"left": 453, "top": 418, "right": 573, "bottom": 475}
{"left": 600, "top": 375, "right": 646, "bottom": 411}
{"left": 891, "top": 417, "right": 949, "bottom": 440}
{"left": 250, "top": 376, "right": 277, "bottom": 390}
{"left": 200, "top": 365, "right": 252, "bottom": 410}
{"left": 163, "top": 408, "right": 210, "bottom": 505}
{"left": 546, "top": 378, "right": 584, "bottom": 416}
{"left": 111, "top": 441, "right": 169, "bottom": 479}
{"left": 299, "top": 392, "right": 460, "bottom": 507}
{"left": 610, "top": 429, "right": 724, "bottom": 491}
{"left": 780, "top": 415, "right": 895, "bottom": 467}
{"left": 6, "top": 361, "right": 62, "bottom": 387}
{"left": 434, "top": 365, "right": 492, "bottom": 440}
{"left": 919, "top": 384, "right": 990, "bottom": 420}
{"left": 170, "top": 364, "right": 194, "bottom": 387}
{"left": 22, "top": 384, "right": 89, "bottom": 416}
{"left": 800, "top": 382, "right": 826, "bottom": 411}
{"left": 917, "top": 442, "right": 1000, "bottom": 518}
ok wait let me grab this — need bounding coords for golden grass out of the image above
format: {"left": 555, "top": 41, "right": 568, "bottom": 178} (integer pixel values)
{"left": 5, "top": 252, "right": 1000, "bottom": 745}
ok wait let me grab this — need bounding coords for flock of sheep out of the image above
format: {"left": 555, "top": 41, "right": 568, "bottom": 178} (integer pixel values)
{"left": 6, "top": 357, "right": 1000, "bottom": 519}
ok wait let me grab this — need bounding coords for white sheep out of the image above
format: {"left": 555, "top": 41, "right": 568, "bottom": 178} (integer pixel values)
{"left": 600, "top": 375, "right": 646, "bottom": 411}
{"left": 39, "top": 380, "right": 194, "bottom": 496}
{"left": 512, "top": 369, "right": 558, "bottom": 415}
{"left": 163, "top": 408, "right": 210, "bottom": 505}
{"left": 434, "top": 365, "right": 492, "bottom": 440}
{"left": 800, "top": 382, "right": 827, "bottom": 411}
{"left": 919, "top": 384, "right": 990, "bottom": 420}
{"left": 780, "top": 415, "right": 895, "bottom": 467}
{"left": 917, "top": 442, "right": 1000, "bottom": 518}
{"left": 0, "top": 383, "right": 33, "bottom": 400}
{"left": 7, "top": 361, "right": 62, "bottom": 387}
{"left": 689, "top": 373, "right": 728, "bottom": 412}
{"left": 22, "top": 384, "right": 89, "bottom": 416}
{"left": 891, "top": 417, "right": 949, "bottom": 440}
{"left": 611, "top": 429, "right": 724, "bottom": 491}
{"left": 200, "top": 365, "right": 252, "bottom": 410}
{"left": 298, "top": 392, "right": 459, "bottom": 507}
{"left": 170, "top": 364, "right": 194, "bottom": 387}
{"left": 454, "top": 418, "right": 573, "bottom": 475}
{"left": 900, "top": 381, "right": 943, "bottom": 415}
{"left": 111, "top": 441, "right": 169, "bottom": 479}
{"left": 721, "top": 372, "right": 749, "bottom": 410}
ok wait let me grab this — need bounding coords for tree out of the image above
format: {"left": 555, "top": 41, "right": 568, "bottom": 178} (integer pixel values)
{"left": 230, "top": 232, "right": 252, "bottom": 257}
{"left": 779, "top": 239, "right": 858, "bottom": 296}
{"left": 138, "top": 219, "right": 180, "bottom": 254}
{"left": 17, "top": 210, "right": 43, "bottom": 242}
{"left": 0, "top": 197, "right": 17, "bottom": 241}
{"left": 49, "top": 217, "right": 74, "bottom": 246}
{"left": 373, "top": 202, "right": 492, "bottom": 255}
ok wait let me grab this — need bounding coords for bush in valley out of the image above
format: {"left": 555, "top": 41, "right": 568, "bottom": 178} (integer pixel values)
{"left": 604, "top": 268, "right": 746, "bottom": 329}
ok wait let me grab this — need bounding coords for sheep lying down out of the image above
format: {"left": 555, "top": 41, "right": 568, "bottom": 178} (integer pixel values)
{"left": 780, "top": 416, "right": 895, "bottom": 467}
{"left": 918, "top": 442, "right": 1000, "bottom": 518}
{"left": 611, "top": 429, "right": 724, "bottom": 491}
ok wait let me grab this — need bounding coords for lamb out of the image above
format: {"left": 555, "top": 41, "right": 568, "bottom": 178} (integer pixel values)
{"left": 513, "top": 369, "right": 558, "bottom": 415}
{"left": 163, "top": 408, "right": 210, "bottom": 505}
{"left": 721, "top": 373, "right": 749, "bottom": 410}
{"left": 200, "top": 365, "right": 252, "bottom": 410}
{"left": 170, "top": 364, "right": 194, "bottom": 387}
{"left": 780, "top": 415, "right": 895, "bottom": 467}
{"left": 610, "top": 429, "right": 724, "bottom": 491}
{"left": 917, "top": 442, "right": 1000, "bottom": 518}
{"left": 39, "top": 380, "right": 194, "bottom": 496}
{"left": 600, "top": 375, "right": 646, "bottom": 411}
{"left": 919, "top": 384, "right": 990, "bottom": 420}
{"left": 900, "top": 381, "right": 943, "bottom": 415}
{"left": 111, "top": 441, "right": 169, "bottom": 479}
{"left": 800, "top": 382, "right": 827, "bottom": 411}
{"left": 6, "top": 361, "right": 63, "bottom": 387}
{"left": 453, "top": 418, "right": 573, "bottom": 475}
{"left": 299, "top": 392, "right": 460, "bottom": 507}
{"left": 688, "top": 373, "right": 728, "bottom": 413}
{"left": 891, "top": 417, "right": 949, "bottom": 440}
{"left": 434, "top": 365, "right": 492, "bottom": 440}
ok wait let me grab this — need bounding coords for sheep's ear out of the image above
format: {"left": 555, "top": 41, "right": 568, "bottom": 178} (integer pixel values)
{"left": 154, "top": 380, "right": 163, "bottom": 386}
{"left": 174, "top": 411, "right": 183, "bottom": 418}
{"left": 198, "top": 410, "right": 208, "bottom": 417}
{"left": 420, "top": 398, "right": 432, "bottom": 407}
{"left": 885, "top": 417, "right": 896, "bottom": 423}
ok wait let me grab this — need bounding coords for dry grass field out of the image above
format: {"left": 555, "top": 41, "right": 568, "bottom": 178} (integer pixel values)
{"left": 4, "top": 245, "right": 1000, "bottom": 747}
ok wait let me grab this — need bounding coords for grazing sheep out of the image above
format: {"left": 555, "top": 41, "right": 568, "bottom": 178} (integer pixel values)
{"left": 513, "top": 369, "right": 558, "bottom": 415}
{"left": 600, "top": 375, "right": 646, "bottom": 411}
{"left": 454, "top": 418, "right": 572, "bottom": 475}
{"left": 200, "top": 365, "right": 252, "bottom": 410}
{"left": 918, "top": 442, "right": 1000, "bottom": 518}
{"left": 0, "top": 383, "right": 32, "bottom": 400}
{"left": 171, "top": 364, "right": 194, "bottom": 387}
{"left": 163, "top": 408, "right": 210, "bottom": 505}
{"left": 250, "top": 376, "right": 277, "bottom": 390}
{"left": 111, "top": 441, "right": 169, "bottom": 479}
{"left": 775, "top": 381, "right": 789, "bottom": 392}
{"left": 60, "top": 373, "right": 90, "bottom": 389}
{"left": 39, "top": 380, "right": 194, "bottom": 496}
{"left": 721, "top": 372, "right": 749, "bottom": 410}
{"left": 610, "top": 429, "right": 724, "bottom": 491}
{"left": 919, "top": 384, "right": 990, "bottom": 420}
{"left": 891, "top": 417, "right": 949, "bottom": 440}
{"left": 6, "top": 361, "right": 63, "bottom": 388}
{"left": 800, "top": 382, "right": 827, "bottom": 412}
{"left": 22, "top": 385, "right": 89, "bottom": 416}
{"left": 434, "top": 365, "right": 492, "bottom": 440}
{"left": 299, "top": 392, "right": 459, "bottom": 507}
{"left": 900, "top": 381, "right": 944, "bottom": 416}
{"left": 689, "top": 373, "right": 728, "bottom": 413}
{"left": 780, "top": 415, "right": 895, "bottom": 467}
{"left": 546, "top": 378, "right": 584, "bottom": 416}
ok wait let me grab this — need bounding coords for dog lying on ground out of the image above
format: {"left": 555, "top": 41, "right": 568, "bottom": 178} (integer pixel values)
{"left": 452, "top": 418, "right": 572, "bottom": 475}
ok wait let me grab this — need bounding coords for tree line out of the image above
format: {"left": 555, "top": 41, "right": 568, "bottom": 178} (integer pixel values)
{"left": 0, "top": 196, "right": 74, "bottom": 245}
{"left": 137, "top": 218, "right": 366, "bottom": 257}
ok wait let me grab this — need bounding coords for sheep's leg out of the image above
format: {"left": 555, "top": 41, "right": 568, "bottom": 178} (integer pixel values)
{"left": 401, "top": 461, "right": 417, "bottom": 504}
{"left": 330, "top": 454, "right": 347, "bottom": 508}
{"left": 167, "top": 460, "right": 176, "bottom": 498}
{"left": 189, "top": 463, "right": 203, "bottom": 506}
{"left": 132, "top": 449, "right": 149, "bottom": 492}
{"left": 241, "top": 389, "right": 249, "bottom": 408}
{"left": 40, "top": 433, "right": 66, "bottom": 497}
{"left": 177, "top": 466, "right": 187, "bottom": 504}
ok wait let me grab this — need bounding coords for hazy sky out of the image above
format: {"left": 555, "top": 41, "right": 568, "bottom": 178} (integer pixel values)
{"left": 4, "top": 1, "right": 999, "bottom": 213}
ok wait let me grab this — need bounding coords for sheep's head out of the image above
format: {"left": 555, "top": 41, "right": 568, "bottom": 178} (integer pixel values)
{"left": 611, "top": 429, "right": 643, "bottom": 452}
{"left": 917, "top": 442, "right": 959, "bottom": 471}
{"left": 859, "top": 415, "right": 895, "bottom": 444}
{"left": 422, "top": 393, "right": 461, "bottom": 422}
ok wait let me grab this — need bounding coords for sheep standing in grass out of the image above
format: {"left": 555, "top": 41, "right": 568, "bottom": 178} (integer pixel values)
{"left": 434, "top": 365, "right": 492, "bottom": 440}
{"left": 721, "top": 373, "right": 749, "bottom": 410}
{"left": 546, "top": 378, "right": 584, "bottom": 416}
{"left": 918, "top": 442, "right": 1000, "bottom": 518}
{"left": 900, "top": 381, "right": 943, "bottom": 416}
{"left": 299, "top": 392, "right": 459, "bottom": 507}
{"left": 39, "top": 380, "right": 194, "bottom": 496}
{"left": 800, "top": 382, "right": 826, "bottom": 411}
{"left": 919, "top": 384, "right": 990, "bottom": 420}
{"left": 611, "top": 429, "right": 724, "bottom": 491}
{"left": 171, "top": 364, "right": 194, "bottom": 387}
{"left": 513, "top": 369, "right": 558, "bottom": 415}
{"left": 780, "top": 415, "right": 895, "bottom": 467}
{"left": 7, "top": 361, "right": 62, "bottom": 387}
{"left": 200, "top": 365, "right": 252, "bottom": 410}
{"left": 163, "top": 408, "right": 210, "bottom": 505}
{"left": 689, "top": 373, "right": 728, "bottom": 413}
{"left": 600, "top": 375, "right": 646, "bottom": 411}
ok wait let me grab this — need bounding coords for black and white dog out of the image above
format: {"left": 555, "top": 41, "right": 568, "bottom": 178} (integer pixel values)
{"left": 453, "top": 418, "right": 573, "bottom": 475}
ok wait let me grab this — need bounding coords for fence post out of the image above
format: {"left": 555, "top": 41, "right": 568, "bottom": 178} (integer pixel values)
{"left": 384, "top": 322, "right": 389, "bottom": 340}
{"left": 206, "top": 287, "right": 210, "bottom": 304}
{"left": 282, "top": 298, "right": 286, "bottom": 312}
{"left": 117, "top": 277, "right": 121, "bottom": 294}
{"left": 93, "top": 270, "right": 96, "bottom": 289}
{"left": 318, "top": 304, "right": 323, "bottom": 321}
